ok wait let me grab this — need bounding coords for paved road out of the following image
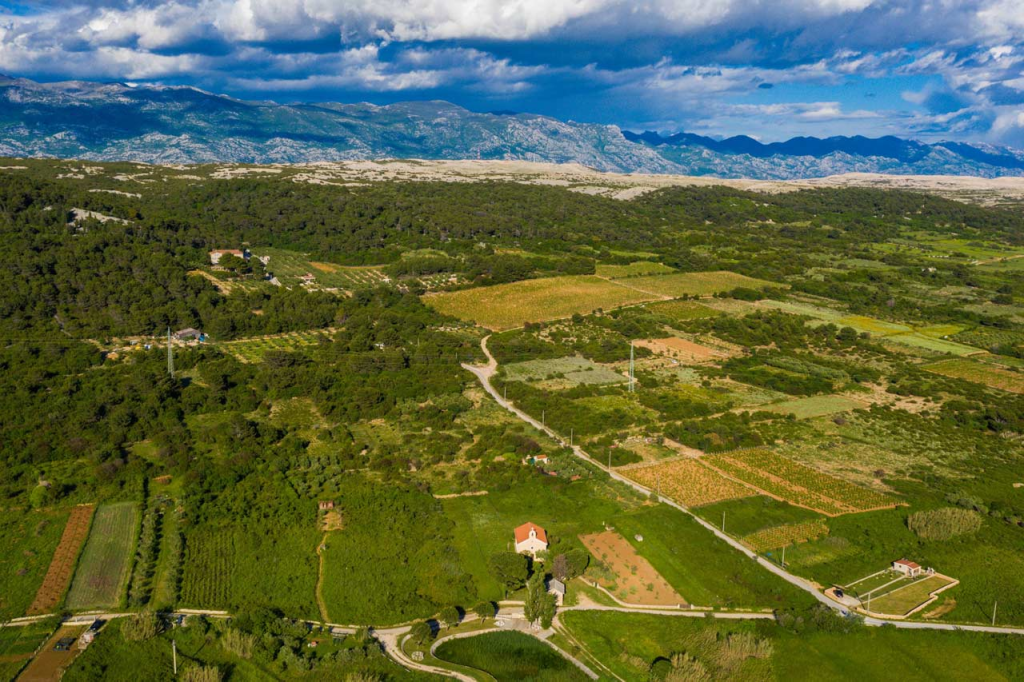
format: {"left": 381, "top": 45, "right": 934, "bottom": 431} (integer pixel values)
{"left": 463, "top": 336, "right": 1024, "bottom": 638}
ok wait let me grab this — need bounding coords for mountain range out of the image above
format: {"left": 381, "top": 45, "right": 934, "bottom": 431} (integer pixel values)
{"left": 2, "top": 75, "right": 1023, "bottom": 180}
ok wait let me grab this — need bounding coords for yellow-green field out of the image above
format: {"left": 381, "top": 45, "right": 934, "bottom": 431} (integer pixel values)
{"left": 924, "top": 357, "right": 1024, "bottom": 394}
{"left": 622, "top": 271, "right": 779, "bottom": 298}
{"left": 424, "top": 276, "right": 659, "bottom": 330}
{"left": 760, "top": 395, "right": 868, "bottom": 420}
{"left": 425, "top": 271, "right": 779, "bottom": 330}
{"left": 596, "top": 261, "right": 676, "bottom": 278}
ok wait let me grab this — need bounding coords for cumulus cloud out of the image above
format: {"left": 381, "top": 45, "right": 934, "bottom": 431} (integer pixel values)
{"left": 0, "top": 0, "right": 1022, "bottom": 144}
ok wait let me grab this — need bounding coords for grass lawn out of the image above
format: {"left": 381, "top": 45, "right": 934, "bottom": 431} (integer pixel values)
{"left": 559, "top": 611, "right": 770, "bottom": 680}
{"left": 66, "top": 502, "right": 139, "bottom": 611}
{"left": 442, "top": 477, "right": 637, "bottom": 602}
{"left": 424, "top": 275, "right": 659, "bottom": 330}
{"left": 434, "top": 631, "right": 587, "bottom": 682}
{"left": 772, "top": 627, "right": 1018, "bottom": 681}
{"left": 0, "top": 508, "right": 68, "bottom": 618}
{"left": 561, "top": 610, "right": 1024, "bottom": 681}
{"left": 609, "top": 505, "right": 814, "bottom": 610}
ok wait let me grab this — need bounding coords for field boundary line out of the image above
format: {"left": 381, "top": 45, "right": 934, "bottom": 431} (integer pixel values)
{"left": 860, "top": 575, "right": 960, "bottom": 620}
{"left": 601, "top": 276, "right": 673, "bottom": 300}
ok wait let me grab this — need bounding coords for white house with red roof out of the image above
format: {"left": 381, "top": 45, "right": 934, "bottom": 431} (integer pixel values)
{"left": 514, "top": 522, "right": 548, "bottom": 555}
{"left": 209, "top": 249, "right": 247, "bottom": 265}
{"left": 892, "top": 558, "right": 922, "bottom": 577}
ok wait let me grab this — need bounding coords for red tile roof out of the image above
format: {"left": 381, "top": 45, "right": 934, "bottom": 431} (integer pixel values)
{"left": 895, "top": 559, "right": 921, "bottom": 569}
{"left": 514, "top": 522, "right": 547, "bottom": 545}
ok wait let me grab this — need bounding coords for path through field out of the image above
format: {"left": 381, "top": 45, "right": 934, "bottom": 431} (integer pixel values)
{"left": 462, "top": 336, "right": 1024, "bottom": 638}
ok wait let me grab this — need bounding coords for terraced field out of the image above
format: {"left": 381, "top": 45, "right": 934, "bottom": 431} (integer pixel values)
{"left": 924, "top": 357, "right": 1024, "bottom": 394}
{"left": 620, "top": 458, "right": 755, "bottom": 507}
{"left": 65, "top": 502, "right": 139, "bottom": 610}
{"left": 704, "top": 449, "right": 898, "bottom": 516}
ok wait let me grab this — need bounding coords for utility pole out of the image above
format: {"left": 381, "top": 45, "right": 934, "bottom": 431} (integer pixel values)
{"left": 166, "top": 328, "right": 174, "bottom": 377}
{"left": 781, "top": 545, "right": 786, "bottom": 568}
{"left": 172, "top": 639, "right": 177, "bottom": 675}
{"left": 542, "top": 410, "right": 545, "bottom": 427}
{"left": 629, "top": 340, "right": 635, "bottom": 393}
{"left": 993, "top": 600, "right": 998, "bottom": 626}
{"left": 721, "top": 511, "right": 726, "bottom": 533}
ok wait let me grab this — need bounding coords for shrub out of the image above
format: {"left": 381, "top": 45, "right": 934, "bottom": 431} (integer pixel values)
{"left": 122, "top": 611, "right": 159, "bottom": 641}
{"left": 181, "top": 665, "right": 222, "bottom": 682}
{"left": 221, "top": 628, "right": 257, "bottom": 659}
{"left": 907, "top": 508, "right": 983, "bottom": 541}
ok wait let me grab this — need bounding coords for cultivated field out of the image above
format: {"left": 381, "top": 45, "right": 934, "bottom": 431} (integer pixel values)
{"left": 622, "top": 271, "right": 779, "bottom": 298}
{"left": 580, "top": 530, "right": 687, "bottom": 606}
{"left": 645, "top": 299, "right": 722, "bottom": 322}
{"left": 218, "top": 328, "right": 336, "bottom": 363}
{"left": 65, "top": 502, "right": 139, "bottom": 610}
{"left": 596, "top": 261, "right": 676, "bottom": 278}
{"left": 27, "top": 505, "right": 95, "bottom": 615}
{"left": 704, "top": 449, "right": 897, "bottom": 516}
{"left": 16, "top": 625, "right": 88, "bottom": 682}
{"left": 256, "top": 248, "right": 388, "bottom": 289}
{"left": 425, "top": 275, "right": 658, "bottom": 330}
{"left": 502, "top": 356, "right": 626, "bottom": 386}
{"left": 620, "top": 458, "right": 755, "bottom": 507}
{"left": 869, "top": 575, "right": 957, "bottom": 617}
{"left": 924, "top": 357, "right": 1024, "bottom": 394}
{"left": 760, "top": 395, "right": 867, "bottom": 419}
{"left": 637, "top": 336, "right": 737, "bottom": 364}
{"left": 741, "top": 519, "right": 829, "bottom": 552}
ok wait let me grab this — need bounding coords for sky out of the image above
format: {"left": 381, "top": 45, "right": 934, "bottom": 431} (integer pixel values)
{"left": 1, "top": 1, "right": 1023, "bottom": 145}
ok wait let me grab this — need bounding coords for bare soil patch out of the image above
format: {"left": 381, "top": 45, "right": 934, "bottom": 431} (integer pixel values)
{"left": 580, "top": 530, "right": 687, "bottom": 606}
{"left": 17, "top": 625, "right": 88, "bottom": 682}
{"left": 636, "top": 337, "right": 735, "bottom": 364}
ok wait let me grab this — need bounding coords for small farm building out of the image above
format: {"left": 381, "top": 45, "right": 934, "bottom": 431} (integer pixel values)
{"left": 209, "top": 249, "right": 247, "bottom": 265}
{"left": 174, "top": 328, "right": 204, "bottom": 342}
{"left": 514, "top": 522, "right": 548, "bottom": 555}
{"left": 892, "top": 559, "right": 922, "bottom": 577}
{"left": 547, "top": 578, "right": 566, "bottom": 603}
{"left": 318, "top": 500, "right": 335, "bottom": 510}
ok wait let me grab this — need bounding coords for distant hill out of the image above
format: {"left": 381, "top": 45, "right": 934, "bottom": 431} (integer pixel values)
{"left": 1, "top": 75, "right": 1022, "bottom": 179}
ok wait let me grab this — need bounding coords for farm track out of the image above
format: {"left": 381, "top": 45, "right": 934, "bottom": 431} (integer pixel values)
{"left": 27, "top": 505, "right": 95, "bottom": 615}
{"left": 463, "top": 336, "right": 1024, "bottom": 638}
